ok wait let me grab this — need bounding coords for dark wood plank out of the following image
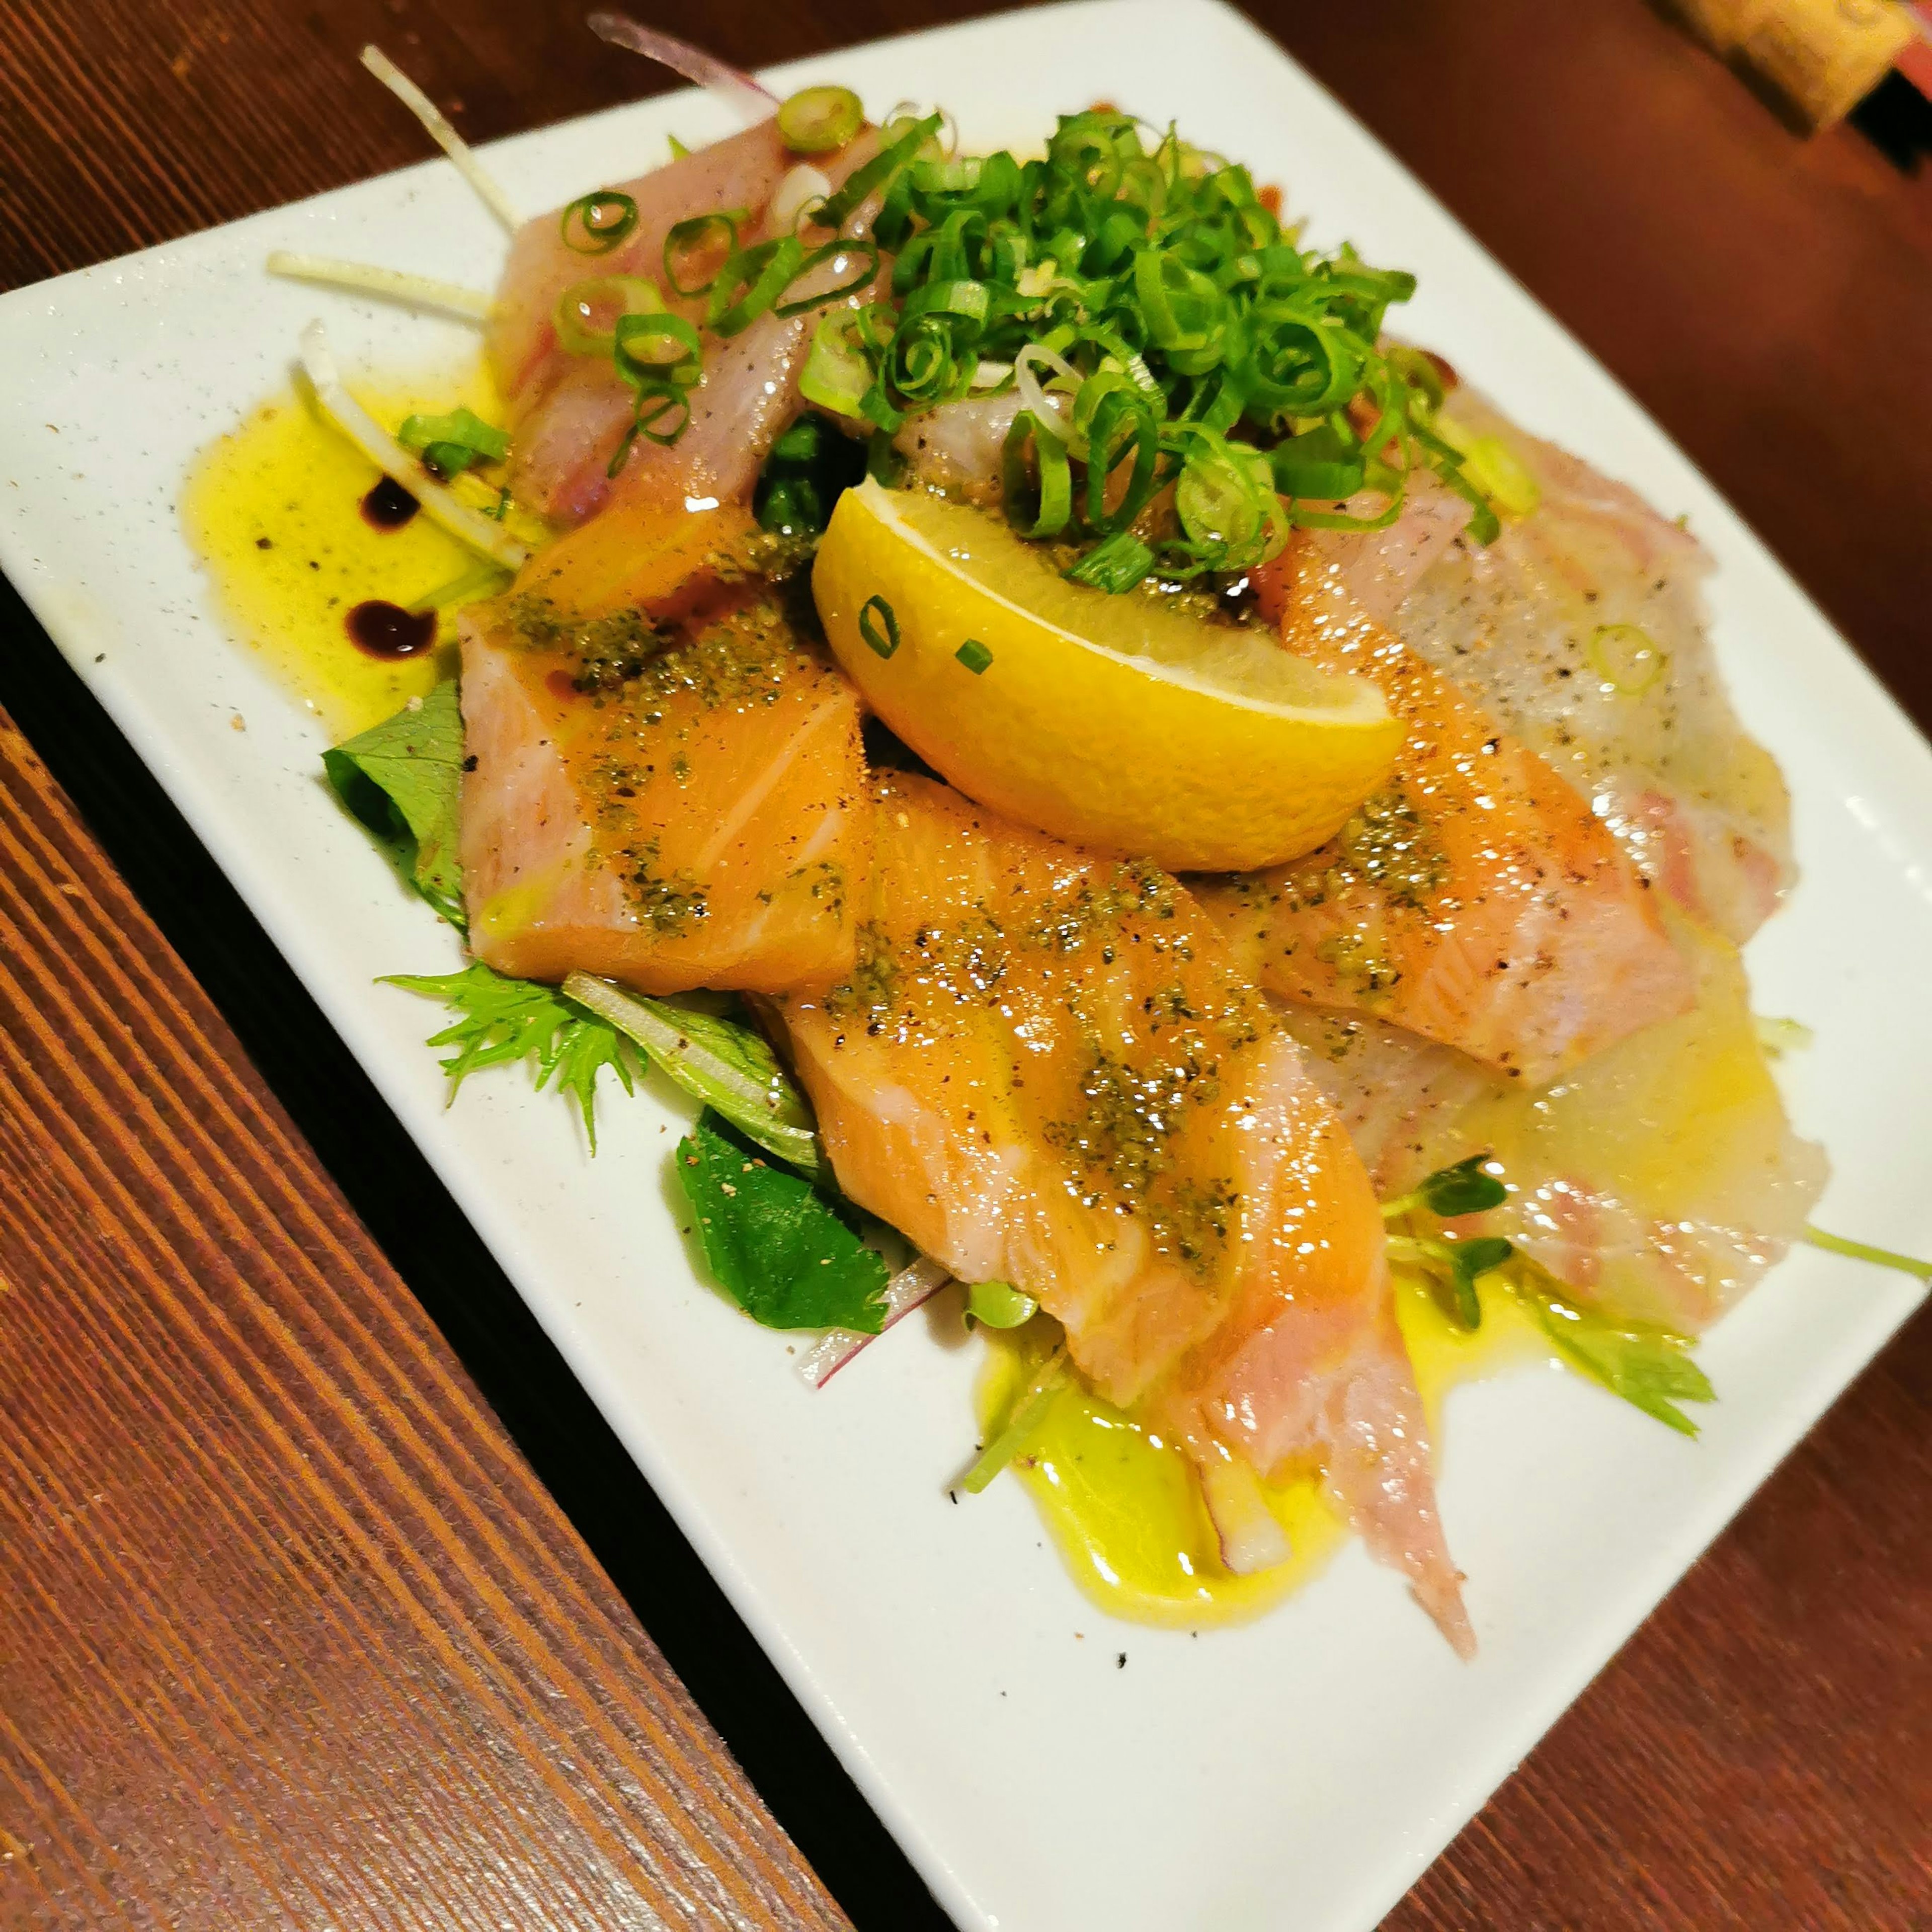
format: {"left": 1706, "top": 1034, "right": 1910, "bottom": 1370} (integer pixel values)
{"left": 0, "top": 700, "right": 857, "bottom": 1926}
{"left": 0, "top": 1, "right": 1927, "bottom": 1928}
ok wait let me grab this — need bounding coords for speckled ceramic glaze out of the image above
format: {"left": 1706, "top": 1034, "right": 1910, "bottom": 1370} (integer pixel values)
{"left": 1, "top": 6, "right": 1928, "bottom": 1928}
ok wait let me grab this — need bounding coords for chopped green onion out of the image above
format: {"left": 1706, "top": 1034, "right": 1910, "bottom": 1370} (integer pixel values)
{"left": 754, "top": 413, "right": 867, "bottom": 537}
{"left": 1271, "top": 423, "right": 1366, "bottom": 500}
{"left": 606, "top": 382, "right": 692, "bottom": 476}
{"left": 773, "top": 240, "right": 882, "bottom": 317}
{"left": 707, "top": 235, "right": 805, "bottom": 336}
{"left": 798, "top": 98, "right": 1480, "bottom": 589}
{"left": 815, "top": 113, "right": 942, "bottom": 231}
{"left": 1438, "top": 420, "right": 1540, "bottom": 518}
{"left": 799, "top": 309, "right": 874, "bottom": 418}
{"left": 1001, "top": 409, "right": 1072, "bottom": 539}
{"left": 1172, "top": 427, "right": 1285, "bottom": 572}
{"left": 668, "top": 132, "right": 690, "bottom": 160}
{"left": 560, "top": 190, "right": 640, "bottom": 255}
{"left": 663, "top": 211, "right": 743, "bottom": 297}
{"left": 1064, "top": 530, "right": 1154, "bottom": 593}
{"left": 955, "top": 637, "right": 993, "bottom": 674}
{"left": 858, "top": 594, "right": 900, "bottom": 658}
{"left": 396, "top": 406, "right": 510, "bottom": 479}
{"left": 1586, "top": 623, "right": 1666, "bottom": 696}
{"left": 554, "top": 275, "right": 663, "bottom": 355}
{"left": 613, "top": 309, "right": 702, "bottom": 386}
{"left": 777, "top": 84, "right": 864, "bottom": 155}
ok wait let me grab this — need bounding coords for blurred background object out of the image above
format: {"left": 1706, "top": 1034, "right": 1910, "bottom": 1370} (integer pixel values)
{"left": 1671, "top": 0, "right": 1918, "bottom": 125}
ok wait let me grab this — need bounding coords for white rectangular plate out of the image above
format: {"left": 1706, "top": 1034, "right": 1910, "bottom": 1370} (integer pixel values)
{"left": 3, "top": 4, "right": 1928, "bottom": 1925}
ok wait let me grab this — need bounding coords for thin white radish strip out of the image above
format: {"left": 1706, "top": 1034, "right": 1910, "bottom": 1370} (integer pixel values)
{"left": 267, "top": 252, "right": 491, "bottom": 322}
{"left": 587, "top": 12, "right": 776, "bottom": 120}
{"left": 360, "top": 44, "right": 520, "bottom": 230}
{"left": 299, "top": 321, "right": 529, "bottom": 571}
{"left": 801, "top": 1254, "right": 952, "bottom": 1388}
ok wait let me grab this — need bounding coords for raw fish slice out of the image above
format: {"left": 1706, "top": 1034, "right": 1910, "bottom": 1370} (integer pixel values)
{"left": 777, "top": 774, "right": 1470, "bottom": 1649}
{"left": 490, "top": 120, "right": 791, "bottom": 417}
{"left": 458, "top": 503, "right": 866, "bottom": 993}
{"left": 1277, "top": 918, "right": 1826, "bottom": 1334}
{"left": 1199, "top": 541, "right": 1693, "bottom": 1086}
{"left": 1303, "top": 469, "right": 1475, "bottom": 625}
{"left": 493, "top": 124, "right": 882, "bottom": 523}
{"left": 1395, "top": 388, "right": 1793, "bottom": 942}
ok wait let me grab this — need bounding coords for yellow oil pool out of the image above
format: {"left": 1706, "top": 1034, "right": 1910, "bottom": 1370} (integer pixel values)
{"left": 978, "top": 1271, "right": 1553, "bottom": 1630}
{"left": 181, "top": 361, "right": 523, "bottom": 739}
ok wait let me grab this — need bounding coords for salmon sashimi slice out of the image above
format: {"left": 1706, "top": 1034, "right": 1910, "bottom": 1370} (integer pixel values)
{"left": 1276, "top": 917, "right": 1826, "bottom": 1334}
{"left": 459, "top": 502, "right": 867, "bottom": 993}
{"left": 1394, "top": 388, "right": 1794, "bottom": 943}
{"left": 489, "top": 121, "right": 882, "bottom": 525}
{"left": 1197, "top": 540, "right": 1695, "bottom": 1086}
{"left": 775, "top": 773, "right": 1472, "bottom": 1650}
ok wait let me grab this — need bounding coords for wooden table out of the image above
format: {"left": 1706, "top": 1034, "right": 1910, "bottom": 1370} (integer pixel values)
{"left": 2, "top": 1, "right": 1927, "bottom": 1925}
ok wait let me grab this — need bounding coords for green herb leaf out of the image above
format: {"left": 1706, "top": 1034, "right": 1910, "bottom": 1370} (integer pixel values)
{"left": 954, "top": 637, "right": 993, "bottom": 674}
{"left": 1445, "top": 1235, "right": 1513, "bottom": 1327}
{"left": 323, "top": 680, "right": 467, "bottom": 927}
{"left": 1528, "top": 1287, "right": 1714, "bottom": 1437}
{"left": 383, "top": 962, "right": 635, "bottom": 1150}
{"left": 675, "top": 1109, "right": 889, "bottom": 1332}
{"left": 561, "top": 972, "right": 822, "bottom": 1175}
{"left": 1419, "top": 1153, "right": 1507, "bottom": 1219}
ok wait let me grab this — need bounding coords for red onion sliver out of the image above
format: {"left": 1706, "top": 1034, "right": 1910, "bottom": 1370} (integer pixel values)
{"left": 801, "top": 1253, "right": 952, "bottom": 1389}
{"left": 587, "top": 13, "right": 777, "bottom": 122}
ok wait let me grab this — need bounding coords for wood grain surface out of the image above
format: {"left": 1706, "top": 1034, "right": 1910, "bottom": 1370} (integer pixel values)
{"left": 0, "top": 1, "right": 1927, "bottom": 1928}
{"left": 0, "top": 700, "right": 852, "bottom": 1930}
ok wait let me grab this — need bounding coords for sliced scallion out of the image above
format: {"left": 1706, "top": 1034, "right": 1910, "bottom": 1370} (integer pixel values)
{"left": 554, "top": 275, "right": 663, "bottom": 356}
{"left": 560, "top": 190, "right": 640, "bottom": 256}
{"left": 858, "top": 594, "right": 900, "bottom": 659}
{"left": 777, "top": 83, "right": 864, "bottom": 155}
{"left": 663, "top": 211, "right": 742, "bottom": 297}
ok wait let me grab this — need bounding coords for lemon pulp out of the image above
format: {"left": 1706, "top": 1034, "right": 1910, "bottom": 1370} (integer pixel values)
{"left": 813, "top": 479, "right": 1403, "bottom": 871}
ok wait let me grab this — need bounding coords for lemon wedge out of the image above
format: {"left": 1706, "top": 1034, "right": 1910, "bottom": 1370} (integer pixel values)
{"left": 813, "top": 480, "right": 1400, "bottom": 869}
